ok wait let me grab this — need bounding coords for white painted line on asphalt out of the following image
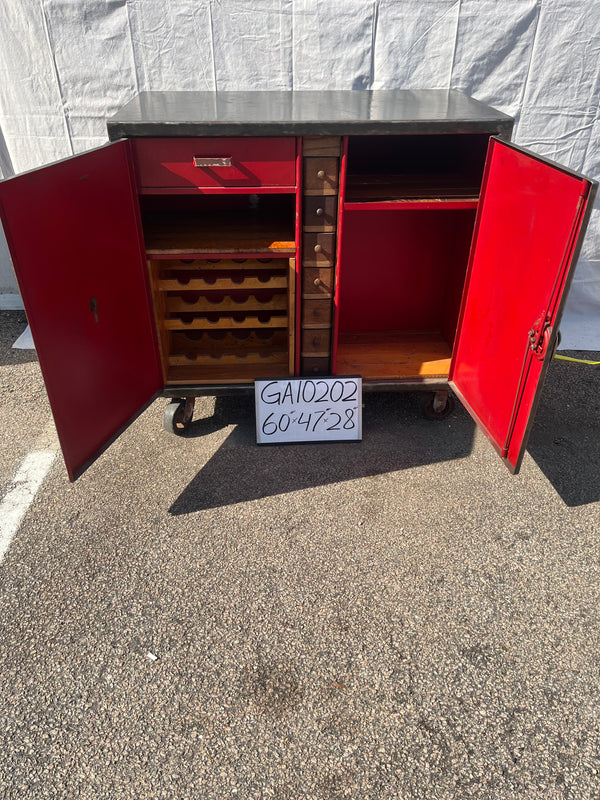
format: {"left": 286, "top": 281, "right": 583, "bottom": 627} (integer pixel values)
{"left": 0, "top": 450, "right": 57, "bottom": 563}
{"left": 12, "top": 324, "right": 35, "bottom": 350}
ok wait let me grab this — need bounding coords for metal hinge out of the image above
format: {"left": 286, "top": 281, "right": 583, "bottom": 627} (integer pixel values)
{"left": 528, "top": 314, "right": 552, "bottom": 360}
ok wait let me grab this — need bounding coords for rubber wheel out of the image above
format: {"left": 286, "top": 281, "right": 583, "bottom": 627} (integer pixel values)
{"left": 163, "top": 400, "right": 187, "bottom": 435}
{"left": 423, "top": 393, "right": 455, "bottom": 420}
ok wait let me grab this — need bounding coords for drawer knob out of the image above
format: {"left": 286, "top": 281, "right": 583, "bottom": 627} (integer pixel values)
{"left": 193, "top": 156, "right": 232, "bottom": 167}
{"left": 314, "top": 244, "right": 322, "bottom": 253}
{"left": 312, "top": 337, "right": 320, "bottom": 346}
{"left": 317, "top": 169, "right": 326, "bottom": 179}
{"left": 313, "top": 278, "right": 322, "bottom": 287}
{"left": 315, "top": 207, "right": 324, "bottom": 216}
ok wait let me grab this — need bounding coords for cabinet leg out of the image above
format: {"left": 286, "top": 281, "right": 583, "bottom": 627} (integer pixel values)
{"left": 163, "top": 396, "right": 196, "bottom": 435}
{"left": 423, "top": 390, "right": 455, "bottom": 420}
{"left": 182, "top": 396, "right": 196, "bottom": 425}
{"left": 433, "top": 391, "right": 449, "bottom": 414}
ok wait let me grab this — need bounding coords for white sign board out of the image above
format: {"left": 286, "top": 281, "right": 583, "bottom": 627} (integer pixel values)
{"left": 255, "top": 377, "right": 362, "bottom": 444}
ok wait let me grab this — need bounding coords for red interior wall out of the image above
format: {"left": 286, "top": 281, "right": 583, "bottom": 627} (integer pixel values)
{"left": 337, "top": 208, "right": 476, "bottom": 342}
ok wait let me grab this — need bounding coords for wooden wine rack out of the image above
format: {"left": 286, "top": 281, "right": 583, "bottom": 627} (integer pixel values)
{"left": 148, "top": 257, "right": 296, "bottom": 384}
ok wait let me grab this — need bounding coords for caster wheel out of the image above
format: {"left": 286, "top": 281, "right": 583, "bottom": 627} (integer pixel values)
{"left": 423, "top": 392, "right": 455, "bottom": 420}
{"left": 163, "top": 398, "right": 194, "bottom": 434}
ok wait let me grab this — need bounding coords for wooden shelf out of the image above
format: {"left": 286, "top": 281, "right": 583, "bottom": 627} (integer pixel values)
{"left": 166, "top": 362, "right": 291, "bottom": 385}
{"left": 336, "top": 330, "right": 452, "bottom": 379}
{"left": 158, "top": 275, "right": 288, "bottom": 292}
{"left": 344, "top": 198, "right": 478, "bottom": 211}
{"left": 170, "top": 329, "right": 288, "bottom": 355}
{"left": 169, "top": 331, "right": 288, "bottom": 366}
{"left": 143, "top": 210, "right": 295, "bottom": 255}
{"left": 155, "top": 258, "right": 290, "bottom": 272}
{"left": 345, "top": 173, "right": 480, "bottom": 203}
{"left": 168, "top": 351, "right": 287, "bottom": 366}
{"left": 164, "top": 315, "right": 288, "bottom": 331}
{"left": 165, "top": 294, "right": 287, "bottom": 314}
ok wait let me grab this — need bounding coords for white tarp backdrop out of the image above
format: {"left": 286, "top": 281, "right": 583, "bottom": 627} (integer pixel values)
{"left": 0, "top": 0, "right": 598, "bottom": 348}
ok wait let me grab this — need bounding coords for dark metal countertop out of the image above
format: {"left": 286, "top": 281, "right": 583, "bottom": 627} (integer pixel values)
{"left": 107, "top": 90, "right": 513, "bottom": 140}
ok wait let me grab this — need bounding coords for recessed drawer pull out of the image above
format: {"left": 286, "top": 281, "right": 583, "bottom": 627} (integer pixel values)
{"left": 193, "top": 156, "right": 233, "bottom": 167}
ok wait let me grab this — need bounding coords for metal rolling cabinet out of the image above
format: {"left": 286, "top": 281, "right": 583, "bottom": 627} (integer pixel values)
{"left": 0, "top": 90, "right": 595, "bottom": 479}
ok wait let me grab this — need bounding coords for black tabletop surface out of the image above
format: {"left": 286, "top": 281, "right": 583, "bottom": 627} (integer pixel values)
{"left": 107, "top": 90, "right": 513, "bottom": 139}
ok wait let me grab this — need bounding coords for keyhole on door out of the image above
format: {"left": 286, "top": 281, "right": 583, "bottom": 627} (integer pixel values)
{"left": 89, "top": 296, "right": 99, "bottom": 323}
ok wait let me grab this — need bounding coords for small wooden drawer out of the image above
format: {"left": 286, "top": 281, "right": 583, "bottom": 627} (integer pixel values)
{"left": 303, "top": 195, "right": 338, "bottom": 231}
{"left": 301, "top": 356, "right": 330, "bottom": 375}
{"left": 303, "top": 137, "right": 342, "bottom": 157}
{"left": 132, "top": 137, "right": 296, "bottom": 190}
{"left": 302, "top": 299, "right": 333, "bottom": 328}
{"left": 303, "top": 232, "right": 335, "bottom": 266}
{"left": 303, "top": 157, "right": 339, "bottom": 195}
{"left": 302, "top": 329, "right": 331, "bottom": 356}
{"left": 302, "top": 267, "right": 334, "bottom": 297}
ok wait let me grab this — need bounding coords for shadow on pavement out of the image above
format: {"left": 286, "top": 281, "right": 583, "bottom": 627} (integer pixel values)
{"left": 170, "top": 391, "right": 476, "bottom": 514}
{"left": 527, "top": 352, "right": 600, "bottom": 507}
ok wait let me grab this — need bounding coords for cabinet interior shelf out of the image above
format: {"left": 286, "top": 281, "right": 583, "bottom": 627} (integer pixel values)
{"left": 170, "top": 329, "right": 287, "bottom": 352}
{"left": 165, "top": 293, "right": 287, "bottom": 314}
{"left": 343, "top": 198, "right": 478, "bottom": 211}
{"left": 336, "top": 330, "right": 452, "bottom": 379}
{"left": 345, "top": 174, "right": 480, "bottom": 204}
{"left": 166, "top": 362, "right": 290, "bottom": 385}
{"left": 158, "top": 275, "right": 288, "bottom": 291}
{"left": 155, "top": 257, "right": 290, "bottom": 271}
{"left": 167, "top": 329, "right": 289, "bottom": 378}
{"left": 169, "top": 351, "right": 287, "bottom": 366}
{"left": 163, "top": 314, "right": 288, "bottom": 331}
{"left": 143, "top": 210, "right": 296, "bottom": 255}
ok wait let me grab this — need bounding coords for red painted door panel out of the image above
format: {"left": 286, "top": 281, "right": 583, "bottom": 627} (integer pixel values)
{"left": 0, "top": 141, "right": 162, "bottom": 481}
{"left": 450, "top": 138, "right": 594, "bottom": 473}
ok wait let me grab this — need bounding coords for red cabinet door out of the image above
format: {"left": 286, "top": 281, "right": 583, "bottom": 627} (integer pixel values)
{"left": 0, "top": 141, "right": 163, "bottom": 481}
{"left": 450, "top": 138, "right": 595, "bottom": 473}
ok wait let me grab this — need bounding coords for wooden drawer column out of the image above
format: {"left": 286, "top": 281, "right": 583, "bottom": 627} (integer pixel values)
{"left": 301, "top": 136, "right": 341, "bottom": 375}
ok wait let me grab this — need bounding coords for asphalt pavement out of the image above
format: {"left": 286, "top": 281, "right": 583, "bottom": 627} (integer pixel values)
{"left": 1, "top": 309, "right": 599, "bottom": 799}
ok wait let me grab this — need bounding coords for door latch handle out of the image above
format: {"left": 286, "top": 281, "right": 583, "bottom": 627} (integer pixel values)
{"left": 89, "top": 296, "right": 99, "bottom": 324}
{"left": 528, "top": 314, "right": 551, "bottom": 360}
